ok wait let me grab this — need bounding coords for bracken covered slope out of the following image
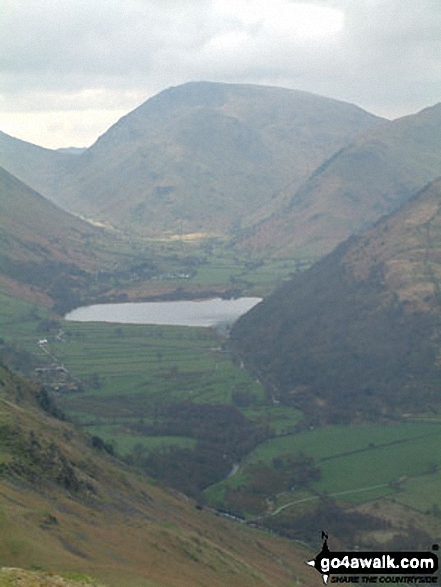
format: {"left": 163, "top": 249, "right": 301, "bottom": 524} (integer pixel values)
{"left": 0, "top": 166, "right": 99, "bottom": 265}
{"left": 238, "top": 103, "right": 441, "bottom": 257}
{"left": 0, "top": 363, "right": 316, "bottom": 587}
{"left": 231, "top": 178, "right": 441, "bottom": 423}
{"left": 0, "top": 166, "right": 135, "bottom": 308}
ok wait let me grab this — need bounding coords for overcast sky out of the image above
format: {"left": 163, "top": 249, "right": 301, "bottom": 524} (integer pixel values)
{"left": 1, "top": 0, "right": 440, "bottom": 149}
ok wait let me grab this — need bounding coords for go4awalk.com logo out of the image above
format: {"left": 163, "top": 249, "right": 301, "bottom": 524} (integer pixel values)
{"left": 306, "top": 533, "right": 438, "bottom": 585}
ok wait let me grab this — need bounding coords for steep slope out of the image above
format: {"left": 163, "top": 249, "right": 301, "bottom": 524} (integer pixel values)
{"left": 0, "top": 166, "right": 163, "bottom": 311}
{"left": 239, "top": 103, "right": 441, "bottom": 257}
{"left": 0, "top": 166, "right": 99, "bottom": 265}
{"left": 0, "top": 166, "right": 114, "bottom": 307}
{"left": 0, "top": 131, "right": 77, "bottom": 198}
{"left": 0, "top": 568, "right": 103, "bottom": 586}
{"left": 231, "top": 178, "right": 441, "bottom": 424}
{"left": 0, "top": 82, "right": 383, "bottom": 237}
{"left": 0, "top": 363, "right": 314, "bottom": 587}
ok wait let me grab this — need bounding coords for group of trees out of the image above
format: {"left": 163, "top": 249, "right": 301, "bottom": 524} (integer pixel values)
{"left": 258, "top": 495, "right": 433, "bottom": 551}
{"left": 126, "top": 400, "right": 270, "bottom": 499}
{"left": 262, "top": 496, "right": 388, "bottom": 547}
{"left": 224, "top": 451, "right": 321, "bottom": 516}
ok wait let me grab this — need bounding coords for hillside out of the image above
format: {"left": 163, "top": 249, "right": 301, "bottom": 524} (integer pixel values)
{"left": 231, "top": 178, "right": 441, "bottom": 424}
{"left": 0, "top": 82, "right": 383, "bottom": 238}
{"left": 0, "top": 166, "right": 182, "bottom": 312}
{"left": 0, "top": 166, "right": 105, "bottom": 306}
{"left": 0, "top": 131, "right": 77, "bottom": 199}
{"left": 0, "top": 166, "right": 133, "bottom": 310}
{"left": 0, "top": 568, "right": 103, "bottom": 587}
{"left": 238, "top": 103, "right": 441, "bottom": 257}
{"left": 0, "top": 166, "right": 100, "bottom": 266}
{"left": 0, "top": 362, "right": 315, "bottom": 587}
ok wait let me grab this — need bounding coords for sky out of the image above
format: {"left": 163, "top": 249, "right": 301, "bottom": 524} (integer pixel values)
{"left": 1, "top": 0, "right": 440, "bottom": 149}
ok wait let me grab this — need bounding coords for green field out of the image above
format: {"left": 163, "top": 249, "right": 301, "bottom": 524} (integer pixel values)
{"left": 189, "top": 254, "right": 309, "bottom": 291}
{"left": 2, "top": 250, "right": 441, "bottom": 525}
{"left": 86, "top": 426, "right": 197, "bottom": 455}
{"left": 244, "top": 422, "right": 441, "bottom": 463}
{"left": 0, "top": 243, "right": 311, "bottom": 471}
{"left": 205, "top": 421, "right": 441, "bottom": 512}
{"left": 0, "top": 290, "right": 280, "bottom": 457}
{"left": 51, "top": 321, "right": 261, "bottom": 402}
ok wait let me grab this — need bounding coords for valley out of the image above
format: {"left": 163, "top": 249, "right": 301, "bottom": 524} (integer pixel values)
{"left": 0, "top": 362, "right": 314, "bottom": 587}
{"left": 1, "top": 81, "right": 441, "bottom": 583}
{"left": 1, "top": 223, "right": 441, "bottom": 553}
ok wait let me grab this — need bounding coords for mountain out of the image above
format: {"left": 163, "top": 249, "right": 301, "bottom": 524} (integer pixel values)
{"left": 0, "top": 131, "right": 77, "bottom": 200}
{"left": 231, "top": 178, "right": 441, "bottom": 424}
{"left": 0, "top": 82, "right": 383, "bottom": 237}
{"left": 0, "top": 166, "right": 104, "bottom": 306}
{"left": 56, "top": 147, "right": 87, "bottom": 155}
{"left": 237, "top": 103, "right": 441, "bottom": 257}
{"left": 0, "top": 166, "right": 153, "bottom": 312}
{"left": 0, "top": 362, "right": 314, "bottom": 587}
{"left": 0, "top": 165, "right": 99, "bottom": 265}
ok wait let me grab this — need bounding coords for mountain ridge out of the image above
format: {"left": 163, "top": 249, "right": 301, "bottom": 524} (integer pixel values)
{"left": 237, "top": 102, "right": 441, "bottom": 256}
{"left": 0, "top": 130, "right": 78, "bottom": 200}
{"left": 0, "top": 82, "right": 384, "bottom": 240}
{"left": 231, "top": 177, "right": 441, "bottom": 423}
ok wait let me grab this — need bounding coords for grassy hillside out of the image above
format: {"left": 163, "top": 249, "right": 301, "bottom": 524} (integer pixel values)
{"left": 1, "top": 166, "right": 260, "bottom": 312}
{"left": 0, "top": 82, "right": 383, "bottom": 239}
{"left": 231, "top": 177, "right": 441, "bottom": 423}
{"left": 0, "top": 131, "right": 77, "bottom": 200}
{"left": 0, "top": 363, "right": 316, "bottom": 587}
{"left": 220, "top": 178, "right": 441, "bottom": 544}
{"left": 0, "top": 166, "right": 99, "bottom": 265}
{"left": 0, "top": 568, "right": 103, "bottom": 586}
{"left": 238, "top": 103, "right": 441, "bottom": 256}
{"left": 0, "top": 166, "right": 106, "bottom": 307}
{"left": 0, "top": 166, "right": 143, "bottom": 310}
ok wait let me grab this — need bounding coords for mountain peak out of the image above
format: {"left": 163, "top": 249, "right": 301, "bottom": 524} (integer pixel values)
{"left": 48, "top": 82, "right": 383, "bottom": 235}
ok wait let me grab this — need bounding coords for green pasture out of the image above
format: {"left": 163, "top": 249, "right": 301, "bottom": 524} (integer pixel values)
{"left": 244, "top": 422, "right": 441, "bottom": 463}
{"left": 47, "top": 321, "right": 265, "bottom": 427}
{"left": 190, "top": 263, "right": 241, "bottom": 285}
{"left": 315, "top": 430, "right": 441, "bottom": 496}
{"left": 242, "top": 405, "right": 303, "bottom": 434}
{"left": 187, "top": 254, "right": 308, "bottom": 292}
{"left": 395, "top": 469, "right": 441, "bottom": 512}
{"left": 0, "top": 292, "right": 48, "bottom": 340}
{"left": 206, "top": 421, "right": 441, "bottom": 510}
{"left": 86, "top": 425, "right": 197, "bottom": 455}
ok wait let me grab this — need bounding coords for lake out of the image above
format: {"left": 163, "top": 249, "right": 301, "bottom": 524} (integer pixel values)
{"left": 64, "top": 297, "right": 262, "bottom": 328}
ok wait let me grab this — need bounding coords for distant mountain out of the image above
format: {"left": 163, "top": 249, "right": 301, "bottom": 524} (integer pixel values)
{"left": 0, "top": 166, "right": 130, "bottom": 309}
{"left": 231, "top": 178, "right": 441, "bottom": 423}
{"left": 0, "top": 130, "right": 77, "bottom": 199}
{"left": 0, "top": 82, "right": 383, "bottom": 237}
{"left": 0, "top": 166, "right": 98, "bottom": 264}
{"left": 0, "top": 362, "right": 314, "bottom": 587}
{"left": 238, "top": 103, "right": 441, "bottom": 257}
{"left": 56, "top": 146, "right": 87, "bottom": 155}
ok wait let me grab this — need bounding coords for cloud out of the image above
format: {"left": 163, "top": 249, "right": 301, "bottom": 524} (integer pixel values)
{"left": 0, "top": 0, "right": 440, "bottom": 147}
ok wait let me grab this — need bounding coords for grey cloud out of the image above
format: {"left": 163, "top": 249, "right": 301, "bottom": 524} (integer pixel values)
{"left": 0, "top": 0, "right": 440, "bottom": 143}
